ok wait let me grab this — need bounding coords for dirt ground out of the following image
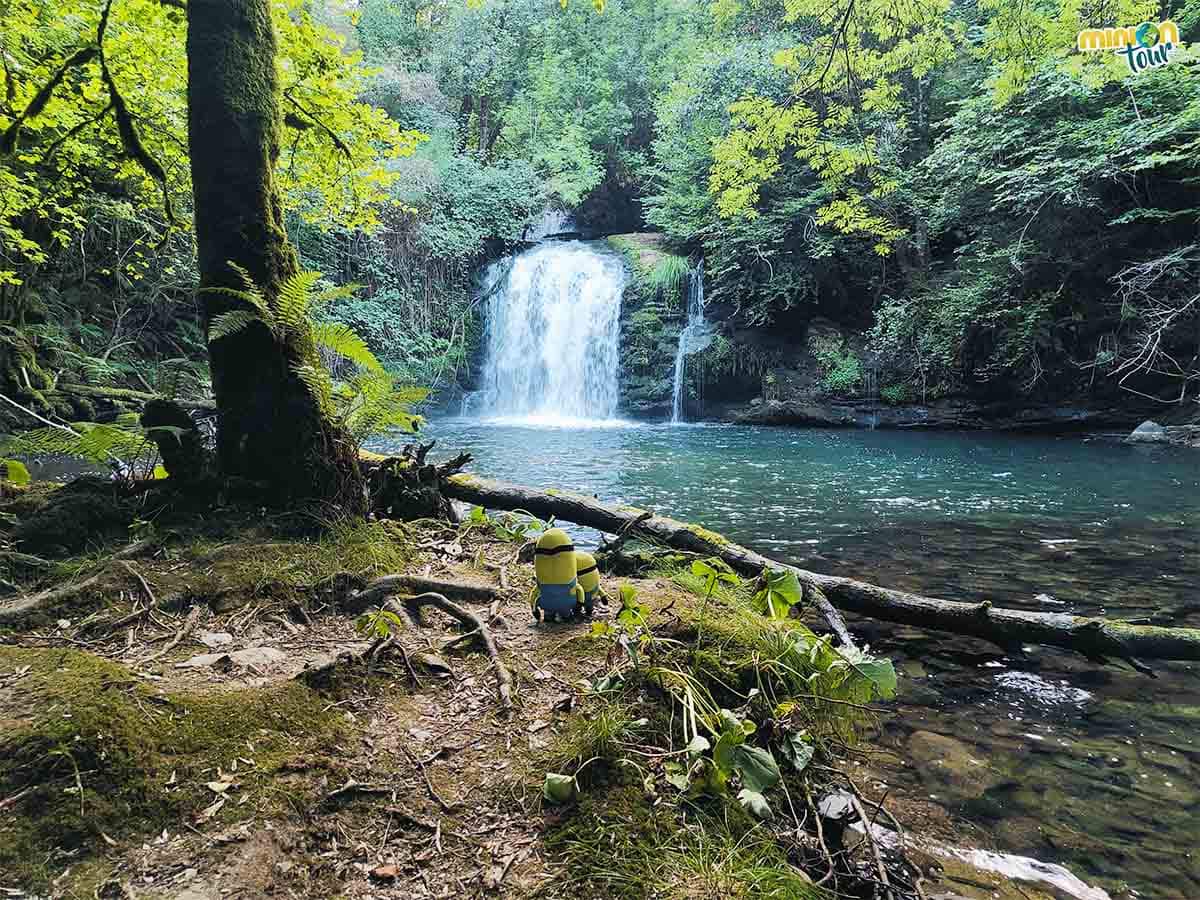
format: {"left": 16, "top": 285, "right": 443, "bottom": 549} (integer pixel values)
{"left": 0, "top": 508, "right": 1072, "bottom": 900}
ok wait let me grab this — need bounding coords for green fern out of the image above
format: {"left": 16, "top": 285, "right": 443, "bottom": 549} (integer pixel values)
{"left": 207, "top": 309, "right": 263, "bottom": 342}
{"left": 312, "top": 321, "right": 384, "bottom": 372}
{"left": 276, "top": 270, "right": 324, "bottom": 336}
{"left": 293, "top": 362, "right": 335, "bottom": 415}
{"left": 2, "top": 423, "right": 145, "bottom": 463}
{"left": 202, "top": 265, "right": 425, "bottom": 446}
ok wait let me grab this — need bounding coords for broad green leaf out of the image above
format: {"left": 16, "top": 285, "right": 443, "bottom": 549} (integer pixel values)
{"left": 542, "top": 772, "right": 578, "bottom": 804}
{"left": 764, "top": 568, "right": 802, "bottom": 606}
{"left": 854, "top": 658, "right": 898, "bottom": 700}
{"left": 731, "top": 745, "right": 781, "bottom": 794}
{"left": 686, "top": 735, "right": 711, "bottom": 757}
{"left": 781, "top": 733, "right": 815, "bottom": 773}
{"left": 664, "top": 762, "right": 690, "bottom": 790}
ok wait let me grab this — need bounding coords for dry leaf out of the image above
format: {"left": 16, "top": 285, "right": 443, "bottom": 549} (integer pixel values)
{"left": 370, "top": 864, "right": 399, "bottom": 880}
{"left": 196, "top": 797, "right": 225, "bottom": 822}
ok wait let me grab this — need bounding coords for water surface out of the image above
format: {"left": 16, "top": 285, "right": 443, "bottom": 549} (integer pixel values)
{"left": 374, "top": 420, "right": 1200, "bottom": 899}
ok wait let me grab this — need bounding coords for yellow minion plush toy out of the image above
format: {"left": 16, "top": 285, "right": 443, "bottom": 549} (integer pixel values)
{"left": 530, "top": 528, "right": 585, "bottom": 622}
{"left": 574, "top": 550, "right": 605, "bottom": 615}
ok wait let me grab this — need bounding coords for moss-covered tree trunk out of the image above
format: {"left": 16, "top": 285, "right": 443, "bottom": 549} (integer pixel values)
{"left": 186, "top": 0, "right": 364, "bottom": 511}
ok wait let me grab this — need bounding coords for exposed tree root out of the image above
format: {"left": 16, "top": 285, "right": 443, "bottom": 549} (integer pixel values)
{"left": 443, "top": 474, "right": 1200, "bottom": 670}
{"left": 0, "top": 573, "right": 104, "bottom": 626}
{"left": 385, "top": 591, "right": 514, "bottom": 713}
{"left": 349, "top": 574, "right": 499, "bottom": 611}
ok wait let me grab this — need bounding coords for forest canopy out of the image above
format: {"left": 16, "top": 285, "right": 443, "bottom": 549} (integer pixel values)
{"left": 1, "top": 0, "right": 1198, "bottom": 428}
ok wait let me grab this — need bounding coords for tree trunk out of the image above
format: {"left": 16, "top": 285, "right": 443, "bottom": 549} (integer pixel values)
{"left": 442, "top": 474, "right": 1200, "bottom": 669}
{"left": 186, "top": 0, "right": 364, "bottom": 510}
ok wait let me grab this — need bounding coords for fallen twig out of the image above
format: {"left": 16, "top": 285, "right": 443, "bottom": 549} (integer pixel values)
{"left": 324, "top": 780, "right": 393, "bottom": 804}
{"left": 850, "top": 793, "right": 895, "bottom": 900}
{"left": 402, "top": 745, "right": 460, "bottom": 813}
{"left": 140, "top": 605, "right": 201, "bottom": 663}
{"left": 119, "top": 561, "right": 157, "bottom": 607}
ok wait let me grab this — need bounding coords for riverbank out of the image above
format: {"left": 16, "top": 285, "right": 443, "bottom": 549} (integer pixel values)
{"left": 376, "top": 418, "right": 1200, "bottom": 899}
{"left": 0, "top": 477, "right": 1117, "bottom": 900}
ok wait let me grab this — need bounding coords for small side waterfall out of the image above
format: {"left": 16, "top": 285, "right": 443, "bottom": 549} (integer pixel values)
{"left": 670, "top": 263, "right": 713, "bottom": 423}
{"left": 469, "top": 241, "right": 626, "bottom": 423}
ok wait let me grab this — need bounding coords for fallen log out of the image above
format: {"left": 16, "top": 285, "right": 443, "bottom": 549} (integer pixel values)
{"left": 443, "top": 474, "right": 1200, "bottom": 669}
{"left": 55, "top": 382, "right": 216, "bottom": 412}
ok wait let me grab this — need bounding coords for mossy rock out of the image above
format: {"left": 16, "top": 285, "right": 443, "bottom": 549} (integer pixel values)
{"left": 12, "top": 480, "right": 136, "bottom": 556}
{"left": 0, "top": 646, "right": 344, "bottom": 893}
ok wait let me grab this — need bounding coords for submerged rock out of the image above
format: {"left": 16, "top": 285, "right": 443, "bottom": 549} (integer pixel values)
{"left": 907, "top": 730, "right": 1000, "bottom": 799}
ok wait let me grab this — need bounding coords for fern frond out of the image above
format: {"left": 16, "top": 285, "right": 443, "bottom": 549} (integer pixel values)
{"left": 312, "top": 321, "right": 384, "bottom": 372}
{"left": 337, "top": 372, "right": 426, "bottom": 441}
{"left": 227, "top": 261, "right": 261, "bottom": 296}
{"left": 77, "top": 423, "right": 147, "bottom": 462}
{"left": 293, "top": 362, "right": 334, "bottom": 414}
{"left": 389, "top": 385, "right": 430, "bottom": 406}
{"left": 1, "top": 423, "right": 146, "bottom": 464}
{"left": 313, "top": 282, "right": 362, "bottom": 307}
{"left": 208, "top": 309, "right": 263, "bottom": 343}
{"left": 199, "top": 284, "right": 264, "bottom": 308}
{"left": 276, "top": 271, "right": 323, "bottom": 336}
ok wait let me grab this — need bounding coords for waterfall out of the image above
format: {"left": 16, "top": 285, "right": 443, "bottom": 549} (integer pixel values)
{"left": 470, "top": 241, "right": 626, "bottom": 424}
{"left": 670, "top": 263, "right": 713, "bottom": 423}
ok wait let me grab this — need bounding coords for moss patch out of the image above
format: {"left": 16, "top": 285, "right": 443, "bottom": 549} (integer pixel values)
{"left": 0, "top": 646, "right": 345, "bottom": 892}
{"left": 11, "top": 480, "right": 137, "bottom": 557}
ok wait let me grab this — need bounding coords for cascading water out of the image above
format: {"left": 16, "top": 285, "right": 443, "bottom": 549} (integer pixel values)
{"left": 469, "top": 241, "right": 626, "bottom": 424}
{"left": 670, "top": 263, "right": 713, "bottom": 423}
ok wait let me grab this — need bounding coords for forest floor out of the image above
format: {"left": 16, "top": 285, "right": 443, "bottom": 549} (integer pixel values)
{"left": 0, "top": 482, "right": 1071, "bottom": 900}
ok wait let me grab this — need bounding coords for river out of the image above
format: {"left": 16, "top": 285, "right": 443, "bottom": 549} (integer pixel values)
{"left": 374, "top": 419, "right": 1200, "bottom": 899}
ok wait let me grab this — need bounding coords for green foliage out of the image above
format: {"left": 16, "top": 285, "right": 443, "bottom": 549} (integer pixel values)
{"left": 355, "top": 606, "right": 405, "bottom": 639}
{"left": 646, "top": 254, "right": 691, "bottom": 308}
{"left": 1, "top": 459, "right": 31, "bottom": 486}
{"left": 809, "top": 334, "right": 862, "bottom": 395}
{"left": 204, "top": 268, "right": 425, "bottom": 446}
{"left": 462, "top": 504, "right": 554, "bottom": 542}
{"left": 880, "top": 383, "right": 914, "bottom": 406}
{"left": 752, "top": 568, "right": 802, "bottom": 619}
{"left": 0, "top": 0, "right": 423, "bottom": 289}
{"left": 1, "top": 416, "right": 164, "bottom": 482}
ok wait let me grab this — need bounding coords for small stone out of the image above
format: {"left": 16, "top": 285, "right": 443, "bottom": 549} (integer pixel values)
{"left": 198, "top": 631, "right": 234, "bottom": 648}
{"left": 176, "top": 647, "right": 287, "bottom": 670}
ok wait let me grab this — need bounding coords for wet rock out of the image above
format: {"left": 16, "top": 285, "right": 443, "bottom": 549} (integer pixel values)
{"left": 907, "top": 731, "right": 1000, "bottom": 799}
{"left": 1126, "top": 420, "right": 1166, "bottom": 443}
{"left": 899, "top": 659, "right": 928, "bottom": 679}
